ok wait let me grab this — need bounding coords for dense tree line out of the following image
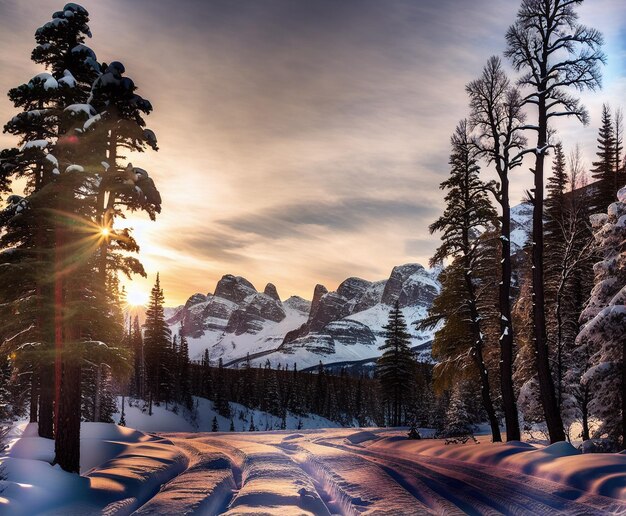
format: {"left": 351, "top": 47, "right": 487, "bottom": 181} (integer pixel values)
{"left": 1, "top": 0, "right": 624, "bottom": 463}
{"left": 428, "top": 0, "right": 624, "bottom": 449}
{"left": 183, "top": 355, "right": 438, "bottom": 430}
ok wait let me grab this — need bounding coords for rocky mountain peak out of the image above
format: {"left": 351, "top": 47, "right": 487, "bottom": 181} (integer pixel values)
{"left": 309, "top": 284, "right": 329, "bottom": 319}
{"left": 185, "top": 293, "right": 208, "bottom": 309}
{"left": 284, "top": 296, "right": 311, "bottom": 314}
{"left": 214, "top": 274, "right": 257, "bottom": 304}
{"left": 381, "top": 263, "right": 437, "bottom": 307}
{"left": 337, "top": 277, "right": 372, "bottom": 301}
{"left": 173, "top": 262, "right": 439, "bottom": 370}
{"left": 263, "top": 283, "right": 281, "bottom": 302}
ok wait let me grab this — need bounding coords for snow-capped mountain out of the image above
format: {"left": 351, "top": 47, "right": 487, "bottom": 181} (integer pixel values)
{"left": 510, "top": 201, "right": 532, "bottom": 251}
{"left": 167, "top": 263, "right": 440, "bottom": 369}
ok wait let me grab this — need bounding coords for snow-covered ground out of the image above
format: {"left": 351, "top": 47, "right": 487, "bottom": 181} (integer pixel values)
{"left": 112, "top": 396, "right": 340, "bottom": 433}
{"left": 2, "top": 425, "right": 625, "bottom": 515}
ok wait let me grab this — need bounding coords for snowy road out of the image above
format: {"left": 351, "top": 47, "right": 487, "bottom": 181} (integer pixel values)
{"left": 5, "top": 425, "right": 625, "bottom": 515}
{"left": 149, "top": 429, "right": 626, "bottom": 516}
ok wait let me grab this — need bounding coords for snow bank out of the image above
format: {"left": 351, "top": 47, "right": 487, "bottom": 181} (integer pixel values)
{"left": 0, "top": 423, "right": 186, "bottom": 516}
{"left": 113, "top": 396, "right": 339, "bottom": 433}
{"left": 367, "top": 434, "right": 626, "bottom": 500}
{"left": 134, "top": 440, "right": 235, "bottom": 515}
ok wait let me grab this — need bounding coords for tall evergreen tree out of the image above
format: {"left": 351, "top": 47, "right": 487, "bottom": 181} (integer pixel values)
{"left": 428, "top": 120, "right": 501, "bottom": 442}
{"left": 577, "top": 187, "right": 626, "bottom": 449}
{"left": 131, "top": 315, "right": 144, "bottom": 398}
{"left": 178, "top": 333, "right": 192, "bottom": 410}
{"left": 143, "top": 273, "right": 171, "bottom": 414}
{"left": 545, "top": 142, "right": 568, "bottom": 242}
{"left": 376, "top": 302, "right": 415, "bottom": 427}
{"left": 0, "top": 2, "right": 100, "bottom": 442}
{"left": 591, "top": 104, "right": 616, "bottom": 211}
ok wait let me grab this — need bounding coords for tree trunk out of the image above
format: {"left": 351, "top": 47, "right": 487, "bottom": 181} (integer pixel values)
{"left": 581, "top": 386, "right": 590, "bottom": 442}
{"left": 29, "top": 370, "right": 38, "bottom": 423}
{"left": 97, "top": 128, "right": 117, "bottom": 285}
{"left": 555, "top": 289, "right": 564, "bottom": 409}
{"left": 532, "top": 93, "right": 566, "bottom": 443}
{"left": 52, "top": 200, "right": 82, "bottom": 473}
{"left": 54, "top": 357, "right": 81, "bottom": 473}
{"left": 499, "top": 177, "right": 521, "bottom": 441}
{"left": 94, "top": 363, "right": 102, "bottom": 422}
{"left": 53, "top": 224, "right": 64, "bottom": 436}
{"left": 38, "top": 362, "right": 54, "bottom": 438}
{"left": 463, "top": 269, "right": 502, "bottom": 443}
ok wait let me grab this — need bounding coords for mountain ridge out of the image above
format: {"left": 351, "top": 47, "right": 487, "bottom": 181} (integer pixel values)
{"left": 167, "top": 263, "right": 441, "bottom": 369}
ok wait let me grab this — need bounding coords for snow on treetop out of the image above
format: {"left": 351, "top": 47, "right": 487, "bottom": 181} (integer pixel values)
{"left": 10, "top": 109, "right": 52, "bottom": 125}
{"left": 617, "top": 186, "right": 626, "bottom": 203}
{"left": 64, "top": 3, "right": 88, "bottom": 14}
{"left": 58, "top": 69, "right": 77, "bottom": 89}
{"left": 45, "top": 154, "right": 58, "bottom": 167}
{"left": 20, "top": 140, "right": 48, "bottom": 151}
{"left": 107, "top": 61, "right": 126, "bottom": 74}
{"left": 589, "top": 213, "right": 608, "bottom": 229}
{"left": 83, "top": 113, "right": 101, "bottom": 130}
{"left": 65, "top": 104, "right": 96, "bottom": 117}
{"left": 71, "top": 44, "right": 96, "bottom": 60}
{"left": 31, "top": 73, "right": 58, "bottom": 90}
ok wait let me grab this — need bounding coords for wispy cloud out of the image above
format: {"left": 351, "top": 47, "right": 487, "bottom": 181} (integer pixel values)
{"left": 0, "top": 0, "right": 623, "bottom": 303}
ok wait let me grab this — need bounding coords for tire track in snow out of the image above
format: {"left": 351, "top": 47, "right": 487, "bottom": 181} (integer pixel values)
{"left": 287, "top": 439, "right": 435, "bottom": 515}
{"left": 130, "top": 438, "right": 237, "bottom": 515}
{"left": 321, "top": 440, "right": 626, "bottom": 515}
{"left": 199, "top": 438, "right": 333, "bottom": 515}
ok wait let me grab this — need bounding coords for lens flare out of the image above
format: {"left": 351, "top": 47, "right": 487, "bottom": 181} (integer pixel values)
{"left": 126, "top": 287, "right": 149, "bottom": 307}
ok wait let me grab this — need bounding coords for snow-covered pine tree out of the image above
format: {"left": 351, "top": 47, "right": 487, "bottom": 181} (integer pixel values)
{"left": 443, "top": 384, "right": 477, "bottom": 444}
{"left": 0, "top": 2, "right": 100, "bottom": 441}
{"left": 505, "top": 0, "right": 604, "bottom": 444}
{"left": 544, "top": 149, "right": 596, "bottom": 425}
{"left": 576, "top": 186, "right": 626, "bottom": 449}
{"left": 376, "top": 301, "right": 415, "bottom": 427}
{"left": 84, "top": 60, "right": 161, "bottom": 290}
{"left": 427, "top": 120, "right": 501, "bottom": 442}
{"left": 466, "top": 55, "right": 526, "bottom": 442}
{"left": 143, "top": 273, "right": 171, "bottom": 414}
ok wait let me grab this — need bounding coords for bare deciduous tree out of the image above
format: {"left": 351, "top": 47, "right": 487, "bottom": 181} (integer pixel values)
{"left": 466, "top": 56, "right": 526, "bottom": 441}
{"left": 505, "top": 0, "right": 605, "bottom": 443}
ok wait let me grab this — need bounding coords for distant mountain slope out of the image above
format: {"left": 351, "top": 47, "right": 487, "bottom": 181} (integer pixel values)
{"left": 168, "top": 263, "right": 440, "bottom": 369}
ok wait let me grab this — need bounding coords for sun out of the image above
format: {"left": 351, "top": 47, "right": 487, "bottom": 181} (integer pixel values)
{"left": 126, "top": 287, "right": 149, "bottom": 307}
{"left": 100, "top": 227, "right": 110, "bottom": 237}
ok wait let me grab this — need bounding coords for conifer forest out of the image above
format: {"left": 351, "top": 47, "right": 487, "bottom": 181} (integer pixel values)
{"left": 0, "top": 1, "right": 624, "bottom": 514}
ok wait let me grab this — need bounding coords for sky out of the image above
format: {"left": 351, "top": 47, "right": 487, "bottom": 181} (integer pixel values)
{"left": 0, "top": 0, "right": 625, "bottom": 305}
